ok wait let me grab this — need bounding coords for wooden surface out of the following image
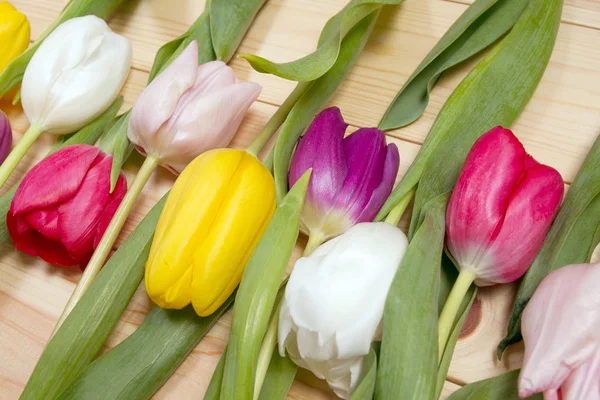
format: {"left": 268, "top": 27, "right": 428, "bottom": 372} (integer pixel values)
{"left": 1, "top": 0, "right": 600, "bottom": 398}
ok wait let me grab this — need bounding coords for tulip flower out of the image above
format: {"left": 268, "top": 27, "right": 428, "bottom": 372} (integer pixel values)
{"left": 7, "top": 144, "right": 127, "bottom": 267}
{"left": 518, "top": 263, "right": 600, "bottom": 400}
{"left": 145, "top": 148, "right": 276, "bottom": 317}
{"left": 438, "top": 126, "right": 563, "bottom": 358}
{"left": 279, "top": 222, "right": 409, "bottom": 398}
{"left": 0, "top": 15, "right": 132, "bottom": 189}
{"left": 289, "top": 107, "right": 399, "bottom": 255}
{"left": 0, "top": 1, "right": 30, "bottom": 76}
{"left": 128, "top": 40, "right": 261, "bottom": 174}
{"left": 0, "top": 111, "right": 12, "bottom": 164}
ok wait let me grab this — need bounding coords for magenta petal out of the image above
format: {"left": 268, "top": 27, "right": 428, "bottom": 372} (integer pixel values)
{"left": 446, "top": 127, "right": 527, "bottom": 271}
{"left": 23, "top": 208, "right": 61, "bottom": 242}
{"left": 31, "top": 230, "right": 78, "bottom": 267}
{"left": 7, "top": 212, "right": 37, "bottom": 256}
{"left": 12, "top": 144, "right": 101, "bottom": 215}
{"left": 94, "top": 172, "right": 127, "bottom": 249}
{"left": 355, "top": 143, "right": 400, "bottom": 223}
{"left": 289, "top": 107, "right": 349, "bottom": 207}
{"left": 332, "top": 127, "right": 388, "bottom": 223}
{"left": 0, "top": 111, "right": 12, "bottom": 164}
{"left": 58, "top": 153, "right": 112, "bottom": 265}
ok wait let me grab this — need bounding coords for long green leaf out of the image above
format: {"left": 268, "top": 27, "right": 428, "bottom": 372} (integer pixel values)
{"left": 257, "top": 353, "right": 297, "bottom": 400}
{"left": 273, "top": 10, "right": 379, "bottom": 202}
{"left": 448, "top": 370, "right": 542, "bottom": 400}
{"left": 61, "top": 298, "right": 234, "bottom": 400}
{"left": 375, "top": 195, "right": 447, "bottom": 400}
{"left": 242, "top": 0, "right": 403, "bottom": 82}
{"left": 19, "top": 195, "right": 166, "bottom": 400}
{"left": 376, "top": 0, "right": 563, "bottom": 228}
{"left": 0, "top": 98, "right": 122, "bottom": 246}
{"left": 379, "top": 0, "right": 527, "bottom": 130}
{"left": 205, "top": 348, "right": 228, "bottom": 400}
{"left": 221, "top": 171, "right": 310, "bottom": 400}
{"left": 351, "top": 348, "right": 378, "bottom": 400}
{"left": 0, "top": 0, "right": 128, "bottom": 97}
{"left": 499, "top": 134, "right": 600, "bottom": 355}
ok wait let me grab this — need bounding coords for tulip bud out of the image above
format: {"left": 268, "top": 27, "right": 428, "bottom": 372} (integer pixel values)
{"left": 289, "top": 107, "right": 399, "bottom": 249}
{"left": 145, "top": 149, "right": 276, "bottom": 316}
{"left": 0, "top": 2, "right": 30, "bottom": 74}
{"left": 0, "top": 111, "right": 12, "bottom": 163}
{"left": 519, "top": 263, "right": 600, "bottom": 400}
{"left": 21, "top": 16, "right": 132, "bottom": 135}
{"left": 128, "top": 41, "right": 262, "bottom": 174}
{"left": 279, "top": 222, "right": 409, "bottom": 398}
{"left": 446, "top": 127, "right": 564, "bottom": 286}
{"left": 7, "top": 144, "right": 127, "bottom": 268}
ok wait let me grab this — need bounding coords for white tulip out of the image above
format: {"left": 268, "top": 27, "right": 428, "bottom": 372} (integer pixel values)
{"left": 279, "top": 222, "right": 409, "bottom": 399}
{"left": 21, "top": 15, "right": 132, "bottom": 135}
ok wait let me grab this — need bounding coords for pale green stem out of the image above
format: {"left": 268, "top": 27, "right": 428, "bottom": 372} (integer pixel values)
{"left": 52, "top": 155, "right": 160, "bottom": 335}
{"left": 437, "top": 269, "right": 475, "bottom": 361}
{"left": 384, "top": 188, "right": 416, "bottom": 227}
{"left": 246, "top": 82, "right": 312, "bottom": 157}
{"left": 253, "top": 302, "right": 282, "bottom": 400}
{"left": 303, "top": 232, "right": 325, "bottom": 257}
{"left": 0, "top": 123, "right": 44, "bottom": 189}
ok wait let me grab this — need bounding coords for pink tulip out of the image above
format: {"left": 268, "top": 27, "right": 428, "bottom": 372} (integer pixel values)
{"left": 446, "top": 127, "right": 564, "bottom": 286}
{"left": 7, "top": 144, "right": 127, "bottom": 268}
{"left": 519, "top": 263, "right": 600, "bottom": 400}
{"left": 128, "top": 40, "right": 262, "bottom": 174}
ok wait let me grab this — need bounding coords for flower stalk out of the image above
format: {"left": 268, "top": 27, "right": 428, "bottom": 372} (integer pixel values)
{"left": 0, "top": 123, "right": 42, "bottom": 187}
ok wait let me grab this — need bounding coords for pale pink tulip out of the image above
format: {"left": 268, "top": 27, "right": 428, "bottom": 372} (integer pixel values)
{"left": 519, "top": 263, "right": 600, "bottom": 400}
{"left": 128, "top": 40, "right": 261, "bottom": 173}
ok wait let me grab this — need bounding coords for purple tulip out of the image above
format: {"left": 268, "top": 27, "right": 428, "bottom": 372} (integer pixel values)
{"left": 0, "top": 111, "right": 13, "bottom": 164}
{"left": 289, "top": 107, "right": 399, "bottom": 245}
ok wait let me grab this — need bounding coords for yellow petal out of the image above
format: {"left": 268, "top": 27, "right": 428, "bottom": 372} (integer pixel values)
{"left": 0, "top": 2, "right": 30, "bottom": 73}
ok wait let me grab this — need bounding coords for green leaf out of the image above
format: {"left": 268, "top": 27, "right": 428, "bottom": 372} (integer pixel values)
{"left": 20, "top": 195, "right": 167, "bottom": 400}
{"left": 105, "top": 112, "right": 135, "bottom": 190}
{"left": 221, "top": 170, "right": 311, "bottom": 400}
{"left": 379, "top": 0, "right": 527, "bottom": 130}
{"left": 258, "top": 353, "right": 298, "bottom": 400}
{"left": 0, "top": 0, "right": 129, "bottom": 97}
{"left": 210, "top": 0, "right": 267, "bottom": 61}
{"left": 205, "top": 348, "right": 228, "bottom": 400}
{"left": 61, "top": 298, "right": 234, "bottom": 400}
{"left": 0, "top": 98, "right": 122, "bottom": 246}
{"left": 351, "top": 348, "right": 378, "bottom": 400}
{"left": 375, "top": 194, "right": 447, "bottom": 400}
{"left": 436, "top": 286, "right": 477, "bottom": 399}
{"left": 375, "top": 0, "right": 563, "bottom": 229}
{"left": 273, "top": 10, "right": 379, "bottom": 202}
{"left": 447, "top": 370, "right": 542, "bottom": 400}
{"left": 242, "top": 0, "right": 403, "bottom": 82}
{"left": 499, "top": 134, "right": 600, "bottom": 356}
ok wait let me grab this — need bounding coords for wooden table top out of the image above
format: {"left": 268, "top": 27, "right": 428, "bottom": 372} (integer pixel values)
{"left": 1, "top": 0, "right": 599, "bottom": 398}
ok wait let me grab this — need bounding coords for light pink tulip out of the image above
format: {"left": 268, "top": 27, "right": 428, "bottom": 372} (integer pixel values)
{"left": 446, "top": 127, "right": 564, "bottom": 286}
{"left": 128, "top": 40, "right": 261, "bottom": 174}
{"left": 519, "top": 263, "right": 600, "bottom": 400}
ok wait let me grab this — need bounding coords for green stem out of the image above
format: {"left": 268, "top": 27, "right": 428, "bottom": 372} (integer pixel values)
{"left": 384, "top": 188, "right": 415, "bottom": 226}
{"left": 303, "top": 232, "right": 325, "bottom": 256}
{"left": 253, "top": 302, "right": 281, "bottom": 400}
{"left": 437, "top": 269, "right": 475, "bottom": 361}
{"left": 246, "top": 82, "right": 312, "bottom": 157}
{"left": 51, "top": 155, "right": 160, "bottom": 335}
{"left": 0, "top": 123, "right": 44, "bottom": 189}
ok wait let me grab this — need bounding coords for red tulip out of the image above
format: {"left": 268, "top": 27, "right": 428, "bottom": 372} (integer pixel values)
{"left": 446, "top": 127, "right": 564, "bottom": 286}
{"left": 7, "top": 144, "right": 127, "bottom": 268}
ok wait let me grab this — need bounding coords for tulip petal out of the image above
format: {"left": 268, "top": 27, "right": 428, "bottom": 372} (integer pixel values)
{"left": 519, "top": 264, "right": 600, "bottom": 398}
{"left": 6, "top": 212, "right": 36, "bottom": 256}
{"left": 58, "top": 154, "right": 112, "bottom": 266}
{"left": 23, "top": 208, "right": 61, "bottom": 242}
{"left": 0, "top": 111, "right": 12, "bottom": 164}
{"left": 446, "top": 127, "right": 527, "bottom": 273}
{"left": 128, "top": 41, "right": 199, "bottom": 155}
{"left": 93, "top": 172, "right": 127, "bottom": 248}
{"left": 12, "top": 145, "right": 100, "bottom": 214}
{"left": 478, "top": 160, "right": 564, "bottom": 284}
{"left": 561, "top": 351, "right": 600, "bottom": 400}
{"left": 31, "top": 230, "right": 78, "bottom": 267}
{"left": 159, "top": 81, "right": 262, "bottom": 173}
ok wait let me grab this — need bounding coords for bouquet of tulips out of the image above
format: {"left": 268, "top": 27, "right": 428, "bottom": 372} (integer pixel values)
{"left": 2, "top": 0, "right": 600, "bottom": 400}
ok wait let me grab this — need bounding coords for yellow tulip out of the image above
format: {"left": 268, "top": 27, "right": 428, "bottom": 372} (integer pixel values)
{"left": 0, "top": 2, "right": 30, "bottom": 73}
{"left": 145, "top": 148, "right": 276, "bottom": 316}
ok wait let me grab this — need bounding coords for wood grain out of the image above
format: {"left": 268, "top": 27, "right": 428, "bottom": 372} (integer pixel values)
{"left": 1, "top": 0, "right": 599, "bottom": 399}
